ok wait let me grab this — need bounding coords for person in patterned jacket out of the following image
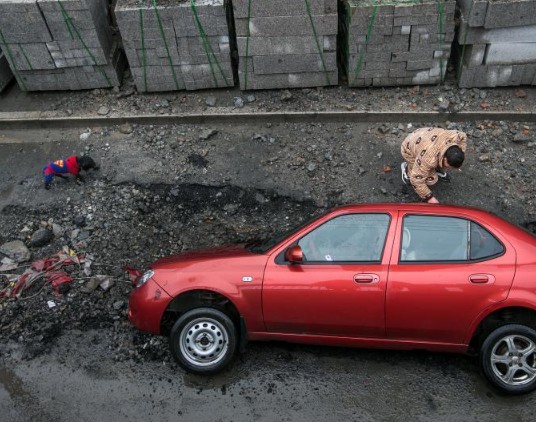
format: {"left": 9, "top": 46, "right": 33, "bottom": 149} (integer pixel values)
{"left": 42, "top": 155, "right": 99, "bottom": 190}
{"left": 400, "top": 127, "right": 467, "bottom": 203}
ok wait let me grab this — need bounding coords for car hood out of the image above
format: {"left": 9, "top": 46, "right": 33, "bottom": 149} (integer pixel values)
{"left": 150, "top": 244, "right": 259, "bottom": 270}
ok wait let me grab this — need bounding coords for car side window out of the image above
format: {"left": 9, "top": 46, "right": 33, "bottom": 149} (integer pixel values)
{"left": 401, "top": 215, "right": 469, "bottom": 262}
{"left": 470, "top": 222, "right": 504, "bottom": 260}
{"left": 298, "top": 214, "right": 390, "bottom": 263}
{"left": 401, "top": 215, "right": 505, "bottom": 263}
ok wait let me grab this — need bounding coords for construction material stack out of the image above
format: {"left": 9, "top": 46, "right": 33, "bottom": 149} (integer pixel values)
{"left": 0, "top": 0, "right": 125, "bottom": 91}
{"left": 0, "top": 46, "right": 14, "bottom": 92}
{"left": 114, "top": 0, "right": 234, "bottom": 92}
{"left": 339, "top": 0, "right": 456, "bottom": 87}
{"left": 456, "top": 0, "right": 536, "bottom": 87}
{"left": 233, "top": 0, "right": 338, "bottom": 90}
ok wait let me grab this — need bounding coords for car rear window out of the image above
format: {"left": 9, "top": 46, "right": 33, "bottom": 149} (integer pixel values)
{"left": 401, "top": 215, "right": 504, "bottom": 263}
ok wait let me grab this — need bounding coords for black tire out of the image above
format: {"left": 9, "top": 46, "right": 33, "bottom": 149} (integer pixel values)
{"left": 169, "top": 307, "right": 237, "bottom": 375}
{"left": 480, "top": 324, "right": 536, "bottom": 395}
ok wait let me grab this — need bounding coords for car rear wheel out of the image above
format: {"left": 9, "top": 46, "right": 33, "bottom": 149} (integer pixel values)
{"left": 480, "top": 324, "right": 536, "bottom": 394}
{"left": 169, "top": 307, "right": 237, "bottom": 375}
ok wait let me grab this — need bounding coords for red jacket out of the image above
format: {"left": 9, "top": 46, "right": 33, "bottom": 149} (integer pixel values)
{"left": 42, "top": 156, "right": 80, "bottom": 183}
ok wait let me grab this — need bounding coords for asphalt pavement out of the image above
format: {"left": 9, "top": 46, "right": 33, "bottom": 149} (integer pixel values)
{"left": 0, "top": 110, "right": 535, "bottom": 421}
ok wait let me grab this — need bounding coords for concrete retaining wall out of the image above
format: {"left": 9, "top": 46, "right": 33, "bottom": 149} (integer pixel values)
{"left": 114, "top": 0, "right": 234, "bottom": 93}
{"left": 457, "top": 0, "right": 536, "bottom": 87}
{"left": 0, "top": 0, "right": 123, "bottom": 91}
{"left": 340, "top": 0, "right": 455, "bottom": 87}
{"left": 233, "top": 0, "right": 338, "bottom": 90}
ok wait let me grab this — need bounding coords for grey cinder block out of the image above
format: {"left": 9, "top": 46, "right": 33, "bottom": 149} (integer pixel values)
{"left": 238, "top": 70, "right": 337, "bottom": 90}
{"left": 485, "top": 0, "right": 536, "bottom": 29}
{"left": 236, "top": 14, "right": 337, "bottom": 37}
{"left": 252, "top": 52, "right": 336, "bottom": 75}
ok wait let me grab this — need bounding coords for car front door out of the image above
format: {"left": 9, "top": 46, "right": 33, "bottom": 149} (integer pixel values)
{"left": 386, "top": 212, "right": 516, "bottom": 344}
{"left": 262, "top": 212, "right": 394, "bottom": 338}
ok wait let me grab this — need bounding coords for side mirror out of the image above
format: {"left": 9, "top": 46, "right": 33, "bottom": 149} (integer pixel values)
{"left": 285, "top": 245, "right": 303, "bottom": 263}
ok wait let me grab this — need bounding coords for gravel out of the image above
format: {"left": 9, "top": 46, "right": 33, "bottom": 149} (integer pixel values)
{"left": 2, "top": 75, "right": 534, "bottom": 117}
{"left": 1, "top": 86, "right": 535, "bottom": 371}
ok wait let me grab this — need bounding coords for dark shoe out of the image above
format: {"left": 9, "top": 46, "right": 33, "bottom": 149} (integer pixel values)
{"left": 401, "top": 162, "right": 409, "bottom": 185}
{"left": 437, "top": 171, "right": 451, "bottom": 182}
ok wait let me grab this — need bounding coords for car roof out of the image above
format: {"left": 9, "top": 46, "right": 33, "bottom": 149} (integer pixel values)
{"left": 331, "top": 203, "right": 495, "bottom": 216}
{"left": 328, "top": 203, "right": 532, "bottom": 238}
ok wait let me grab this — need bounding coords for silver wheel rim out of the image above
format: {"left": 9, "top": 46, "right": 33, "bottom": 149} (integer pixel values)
{"left": 490, "top": 334, "right": 536, "bottom": 386}
{"left": 179, "top": 317, "right": 229, "bottom": 367}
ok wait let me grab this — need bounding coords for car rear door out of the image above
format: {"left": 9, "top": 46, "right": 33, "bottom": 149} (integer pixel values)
{"left": 262, "top": 212, "right": 396, "bottom": 338}
{"left": 386, "top": 210, "right": 516, "bottom": 345}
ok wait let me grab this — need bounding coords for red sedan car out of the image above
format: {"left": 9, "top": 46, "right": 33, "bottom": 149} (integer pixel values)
{"left": 128, "top": 203, "right": 536, "bottom": 394}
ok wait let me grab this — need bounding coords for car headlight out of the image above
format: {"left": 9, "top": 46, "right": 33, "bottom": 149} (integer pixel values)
{"left": 136, "top": 269, "right": 154, "bottom": 288}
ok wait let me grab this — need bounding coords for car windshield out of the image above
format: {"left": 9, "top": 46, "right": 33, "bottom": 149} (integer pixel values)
{"left": 246, "top": 211, "right": 327, "bottom": 254}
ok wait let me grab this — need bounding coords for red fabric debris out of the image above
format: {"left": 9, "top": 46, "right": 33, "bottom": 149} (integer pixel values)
{"left": 9, "top": 272, "right": 35, "bottom": 297}
{"left": 47, "top": 271, "right": 73, "bottom": 292}
{"left": 0, "top": 251, "right": 85, "bottom": 298}
{"left": 31, "top": 257, "right": 59, "bottom": 272}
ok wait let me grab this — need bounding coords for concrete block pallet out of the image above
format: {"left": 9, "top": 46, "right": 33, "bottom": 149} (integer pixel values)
{"left": 0, "top": 47, "right": 14, "bottom": 92}
{"left": 339, "top": 0, "right": 456, "bottom": 87}
{"left": 233, "top": 0, "right": 338, "bottom": 90}
{"left": 457, "top": 0, "right": 536, "bottom": 87}
{"left": 114, "top": 0, "right": 234, "bottom": 92}
{"left": 0, "top": 0, "right": 123, "bottom": 91}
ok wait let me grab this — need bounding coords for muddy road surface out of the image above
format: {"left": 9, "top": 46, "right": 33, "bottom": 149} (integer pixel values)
{"left": 1, "top": 119, "right": 535, "bottom": 421}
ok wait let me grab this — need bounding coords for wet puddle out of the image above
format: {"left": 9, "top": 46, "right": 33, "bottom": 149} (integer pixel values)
{"left": 0, "top": 365, "right": 32, "bottom": 403}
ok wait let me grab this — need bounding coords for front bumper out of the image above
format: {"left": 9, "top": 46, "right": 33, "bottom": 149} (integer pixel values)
{"left": 128, "top": 277, "right": 172, "bottom": 335}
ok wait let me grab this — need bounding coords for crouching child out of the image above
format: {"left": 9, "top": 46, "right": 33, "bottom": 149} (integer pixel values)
{"left": 42, "top": 155, "right": 99, "bottom": 190}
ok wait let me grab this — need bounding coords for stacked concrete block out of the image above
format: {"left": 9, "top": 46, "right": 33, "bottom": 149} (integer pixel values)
{"left": 0, "top": 0, "right": 124, "bottom": 91}
{"left": 0, "top": 47, "right": 14, "bottom": 92}
{"left": 340, "top": 0, "right": 456, "bottom": 87}
{"left": 114, "top": 0, "right": 234, "bottom": 92}
{"left": 457, "top": 0, "right": 536, "bottom": 87}
{"left": 233, "top": 0, "right": 338, "bottom": 90}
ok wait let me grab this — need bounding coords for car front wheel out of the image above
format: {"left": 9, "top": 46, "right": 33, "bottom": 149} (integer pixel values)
{"left": 169, "top": 307, "right": 237, "bottom": 375}
{"left": 480, "top": 324, "right": 536, "bottom": 394}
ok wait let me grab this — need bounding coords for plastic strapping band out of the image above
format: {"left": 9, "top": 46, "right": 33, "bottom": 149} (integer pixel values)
{"left": 354, "top": 0, "right": 378, "bottom": 82}
{"left": 436, "top": 0, "right": 445, "bottom": 84}
{"left": 139, "top": 8, "right": 148, "bottom": 92}
{"left": 152, "top": 0, "right": 181, "bottom": 90}
{"left": 0, "top": 29, "right": 27, "bottom": 91}
{"left": 190, "top": 0, "right": 231, "bottom": 88}
{"left": 19, "top": 45, "right": 34, "bottom": 71}
{"left": 57, "top": 0, "right": 112, "bottom": 87}
{"left": 457, "top": 0, "right": 473, "bottom": 84}
{"left": 58, "top": 0, "right": 75, "bottom": 41}
{"left": 340, "top": 2, "right": 348, "bottom": 77}
{"left": 243, "top": 0, "right": 252, "bottom": 90}
{"left": 304, "top": 0, "right": 331, "bottom": 85}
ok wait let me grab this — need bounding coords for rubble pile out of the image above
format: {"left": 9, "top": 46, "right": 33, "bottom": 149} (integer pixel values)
{"left": 114, "top": 0, "right": 234, "bottom": 92}
{"left": 0, "top": 176, "right": 318, "bottom": 362}
{"left": 456, "top": 0, "right": 536, "bottom": 87}
{"left": 0, "top": 0, "right": 125, "bottom": 91}
{"left": 339, "top": 0, "right": 455, "bottom": 87}
{"left": 233, "top": 0, "right": 338, "bottom": 90}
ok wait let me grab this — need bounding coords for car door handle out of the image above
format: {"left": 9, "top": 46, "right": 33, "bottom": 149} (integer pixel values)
{"left": 353, "top": 274, "right": 379, "bottom": 284}
{"left": 469, "top": 274, "right": 495, "bottom": 284}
